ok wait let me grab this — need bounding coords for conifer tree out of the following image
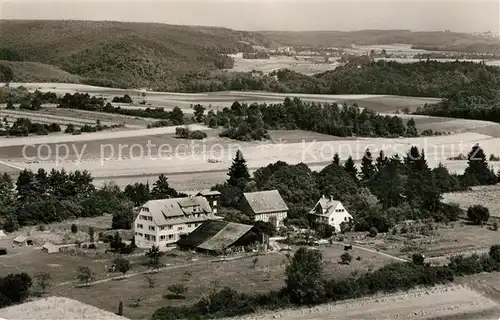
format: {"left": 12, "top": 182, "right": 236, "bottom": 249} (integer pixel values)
{"left": 343, "top": 156, "right": 358, "bottom": 182}
{"left": 404, "top": 147, "right": 440, "bottom": 209}
{"left": 227, "top": 150, "right": 250, "bottom": 187}
{"left": 360, "top": 148, "right": 376, "bottom": 181}
{"left": 332, "top": 153, "right": 340, "bottom": 166}
{"left": 151, "top": 174, "right": 178, "bottom": 199}
{"left": 464, "top": 144, "right": 497, "bottom": 185}
{"left": 375, "top": 150, "right": 388, "bottom": 171}
{"left": 405, "top": 118, "right": 418, "bottom": 137}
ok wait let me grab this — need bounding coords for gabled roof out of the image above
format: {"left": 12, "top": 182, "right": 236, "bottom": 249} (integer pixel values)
{"left": 141, "top": 196, "right": 213, "bottom": 226}
{"left": 240, "top": 190, "right": 288, "bottom": 214}
{"left": 309, "top": 196, "right": 342, "bottom": 216}
{"left": 197, "top": 223, "right": 254, "bottom": 251}
{"left": 42, "top": 242, "right": 58, "bottom": 249}
{"left": 197, "top": 190, "right": 221, "bottom": 197}
{"left": 13, "top": 235, "right": 27, "bottom": 243}
{"left": 177, "top": 220, "right": 255, "bottom": 251}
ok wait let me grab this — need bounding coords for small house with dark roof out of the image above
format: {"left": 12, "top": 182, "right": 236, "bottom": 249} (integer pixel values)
{"left": 134, "top": 195, "right": 223, "bottom": 249}
{"left": 237, "top": 190, "right": 288, "bottom": 228}
{"left": 309, "top": 195, "right": 352, "bottom": 232}
{"left": 177, "top": 220, "right": 259, "bottom": 254}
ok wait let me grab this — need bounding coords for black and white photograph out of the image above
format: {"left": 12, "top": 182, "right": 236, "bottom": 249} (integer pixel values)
{"left": 0, "top": 1, "right": 500, "bottom": 319}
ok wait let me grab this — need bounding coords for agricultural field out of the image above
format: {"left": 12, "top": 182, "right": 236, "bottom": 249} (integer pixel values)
{"left": 1, "top": 128, "right": 500, "bottom": 190}
{"left": 3, "top": 132, "right": 500, "bottom": 179}
{"left": 0, "top": 82, "right": 499, "bottom": 192}
{"left": 227, "top": 53, "right": 339, "bottom": 75}
{"left": 443, "top": 185, "right": 500, "bottom": 218}
{"left": 4, "top": 82, "right": 441, "bottom": 113}
{"left": 458, "top": 272, "right": 500, "bottom": 304}
{"left": 229, "top": 284, "right": 500, "bottom": 320}
{"left": 0, "top": 106, "right": 157, "bottom": 130}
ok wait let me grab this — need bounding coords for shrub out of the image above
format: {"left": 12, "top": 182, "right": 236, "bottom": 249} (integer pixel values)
{"left": 167, "top": 284, "right": 187, "bottom": 299}
{"left": 189, "top": 130, "right": 207, "bottom": 140}
{"left": 112, "top": 95, "right": 133, "bottom": 103}
{"left": 489, "top": 245, "right": 500, "bottom": 262}
{"left": 285, "top": 247, "right": 325, "bottom": 305}
{"left": 467, "top": 205, "right": 490, "bottom": 225}
{"left": 368, "top": 227, "right": 378, "bottom": 237}
{"left": 71, "top": 224, "right": 78, "bottom": 233}
{"left": 340, "top": 252, "right": 353, "bottom": 265}
{"left": 175, "top": 127, "right": 190, "bottom": 138}
{"left": 412, "top": 253, "right": 425, "bottom": 265}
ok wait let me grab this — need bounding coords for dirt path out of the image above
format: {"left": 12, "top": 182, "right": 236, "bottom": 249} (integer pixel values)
{"left": 331, "top": 240, "right": 408, "bottom": 262}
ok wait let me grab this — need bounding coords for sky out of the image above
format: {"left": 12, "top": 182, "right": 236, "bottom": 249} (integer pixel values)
{"left": 0, "top": 0, "right": 499, "bottom": 33}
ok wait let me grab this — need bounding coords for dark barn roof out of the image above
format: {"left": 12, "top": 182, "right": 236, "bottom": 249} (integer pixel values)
{"left": 177, "top": 220, "right": 256, "bottom": 252}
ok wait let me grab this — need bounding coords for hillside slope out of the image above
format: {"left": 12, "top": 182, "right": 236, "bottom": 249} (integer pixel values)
{"left": 0, "top": 20, "right": 273, "bottom": 89}
{"left": 0, "top": 60, "right": 82, "bottom": 83}
{"left": 261, "top": 30, "right": 500, "bottom": 54}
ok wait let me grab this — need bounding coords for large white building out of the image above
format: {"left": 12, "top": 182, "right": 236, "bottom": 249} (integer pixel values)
{"left": 134, "top": 195, "right": 223, "bottom": 249}
{"left": 309, "top": 195, "right": 353, "bottom": 232}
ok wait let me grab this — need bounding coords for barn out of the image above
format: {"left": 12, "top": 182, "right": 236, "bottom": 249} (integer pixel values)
{"left": 177, "top": 220, "right": 260, "bottom": 255}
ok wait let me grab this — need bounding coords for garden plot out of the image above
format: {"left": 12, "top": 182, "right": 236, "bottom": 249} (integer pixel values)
{"left": 362, "top": 222, "right": 500, "bottom": 264}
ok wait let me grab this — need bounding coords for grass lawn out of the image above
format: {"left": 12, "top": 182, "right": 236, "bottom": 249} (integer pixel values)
{"left": 46, "top": 243, "right": 394, "bottom": 319}
{"left": 443, "top": 185, "right": 500, "bottom": 218}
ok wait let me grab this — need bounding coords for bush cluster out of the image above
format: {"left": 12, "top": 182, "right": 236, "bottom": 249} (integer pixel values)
{"left": 174, "top": 127, "right": 207, "bottom": 140}
{"left": 0, "top": 118, "right": 61, "bottom": 136}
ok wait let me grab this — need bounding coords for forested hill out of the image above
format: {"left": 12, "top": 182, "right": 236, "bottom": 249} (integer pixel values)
{"left": 0, "top": 20, "right": 274, "bottom": 89}
{"left": 260, "top": 29, "right": 500, "bottom": 54}
{"left": 168, "top": 60, "right": 500, "bottom": 98}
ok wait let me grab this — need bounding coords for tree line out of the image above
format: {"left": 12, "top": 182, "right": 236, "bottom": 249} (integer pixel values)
{"left": 2, "top": 141, "right": 497, "bottom": 234}
{"left": 0, "top": 170, "right": 189, "bottom": 231}
{"left": 205, "top": 98, "right": 418, "bottom": 141}
{"left": 0, "top": 118, "right": 62, "bottom": 137}
{"left": 57, "top": 92, "right": 186, "bottom": 126}
{"left": 47, "top": 91, "right": 420, "bottom": 141}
